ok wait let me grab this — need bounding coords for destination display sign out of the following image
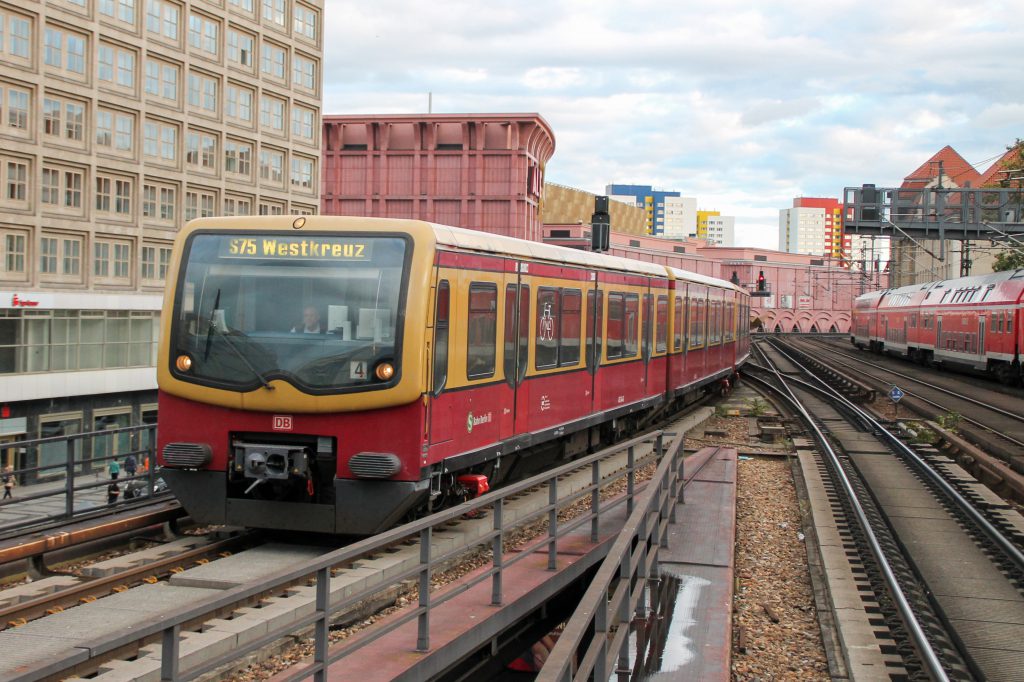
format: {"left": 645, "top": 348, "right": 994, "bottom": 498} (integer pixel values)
{"left": 219, "top": 237, "right": 372, "bottom": 260}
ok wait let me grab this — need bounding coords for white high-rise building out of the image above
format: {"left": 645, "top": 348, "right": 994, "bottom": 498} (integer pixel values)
{"left": 662, "top": 196, "right": 696, "bottom": 238}
{"left": 779, "top": 207, "right": 827, "bottom": 255}
{"left": 705, "top": 215, "right": 735, "bottom": 246}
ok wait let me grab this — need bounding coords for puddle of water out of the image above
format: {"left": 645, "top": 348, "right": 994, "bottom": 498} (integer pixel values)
{"left": 624, "top": 566, "right": 710, "bottom": 680}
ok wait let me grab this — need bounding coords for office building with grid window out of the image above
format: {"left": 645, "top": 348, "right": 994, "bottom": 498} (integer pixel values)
{"left": 0, "top": 0, "right": 323, "bottom": 473}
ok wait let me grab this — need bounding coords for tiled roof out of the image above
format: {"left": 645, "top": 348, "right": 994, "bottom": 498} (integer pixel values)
{"left": 977, "top": 147, "right": 1020, "bottom": 187}
{"left": 901, "top": 145, "right": 981, "bottom": 189}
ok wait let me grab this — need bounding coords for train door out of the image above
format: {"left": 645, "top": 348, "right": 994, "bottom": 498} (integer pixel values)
{"left": 978, "top": 317, "right": 985, "bottom": 358}
{"left": 585, "top": 276, "right": 601, "bottom": 415}
{"left": 501, "top": 268, "right": 527, "bottom": 441}
{"left": 936, "top": 317, "right": 943, "bottom": 353}
{"left": 428, "top": 276, "right": 454, "bottom": 446}
{"left": 642, "top": 288, "right": 653, "bottom": 392}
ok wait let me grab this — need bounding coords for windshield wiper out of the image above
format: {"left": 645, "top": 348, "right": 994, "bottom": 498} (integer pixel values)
{"left": 202, "top": 292, "right": 274, "bottom": 391}
{"left": 215, "top": 331, "right": 275, "bottom": 390}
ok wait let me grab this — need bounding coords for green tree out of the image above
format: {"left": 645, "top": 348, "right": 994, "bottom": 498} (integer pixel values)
{"left": 988, "top": 139, "right": 1024, "bottom": 270}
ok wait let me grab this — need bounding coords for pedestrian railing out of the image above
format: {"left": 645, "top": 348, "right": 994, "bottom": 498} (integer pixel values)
{"left": 14, "top": 430, "right": 668, "bottom": 682}
{"left": 0, "top": 424, "right": 163, "bottom": 536}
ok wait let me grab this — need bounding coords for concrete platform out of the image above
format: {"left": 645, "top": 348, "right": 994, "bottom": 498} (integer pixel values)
{"left": 652, "top": 446, "right": 737, "bottom": 681}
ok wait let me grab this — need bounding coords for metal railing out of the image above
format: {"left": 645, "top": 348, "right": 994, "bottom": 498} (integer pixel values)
{"left": 0, "top": 424, "right": 163, "bottom": 535}
{"left": 14, "top": 430, "right": 666, "bottom": 682}
{"left": 536, "top": 428, "right": 692, "bottom": 680}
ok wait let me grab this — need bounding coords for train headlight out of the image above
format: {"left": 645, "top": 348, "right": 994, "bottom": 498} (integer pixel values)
{"left": 175, "top": 354, "right": 193, "bottom": 372}
{"left": 374, "top": 362, "right": 395, "bottom": 381}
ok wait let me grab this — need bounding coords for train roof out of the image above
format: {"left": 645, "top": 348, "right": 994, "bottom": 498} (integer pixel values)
{"left": 431, "top": 222, "right": 741, "bottom": 292}
{"left": 855, "top": 268, "right": 1024, "bottom": 308}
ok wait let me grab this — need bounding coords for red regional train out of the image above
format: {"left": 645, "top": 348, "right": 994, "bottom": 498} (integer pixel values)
{"left": 851, "top": 269, "right": 1024, "bottom": 384}
{"left": 157, "top": 216, "right": 750, "bottom": 534}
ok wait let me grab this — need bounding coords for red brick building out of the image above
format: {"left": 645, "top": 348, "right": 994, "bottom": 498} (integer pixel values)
{"left": 321, "top": 113, "right": 555, "bottom": 241}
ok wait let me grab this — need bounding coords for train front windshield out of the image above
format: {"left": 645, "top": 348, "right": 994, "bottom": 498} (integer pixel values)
{"left": 170, "top": 233, "right": 409, "bottom": 392}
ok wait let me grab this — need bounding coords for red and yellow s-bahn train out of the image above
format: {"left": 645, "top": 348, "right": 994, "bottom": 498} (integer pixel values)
{"left": 851, "top": 269, "right": 1024, "bottom": 384}
{"left": 157, "top": 216, "right": 750, "bottom": 534}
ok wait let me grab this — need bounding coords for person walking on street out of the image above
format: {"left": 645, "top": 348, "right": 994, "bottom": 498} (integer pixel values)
{"left": 2, "top": 466, "right": 14, "bottom": 500}
{"left": 107, "top": 480, "right": 120, "bottom": 504}
{"left": 125, "top": 453, "right": 137, "bottom": 479}
{"left": 108, "top": 458, "right": 120, "bottom": 480}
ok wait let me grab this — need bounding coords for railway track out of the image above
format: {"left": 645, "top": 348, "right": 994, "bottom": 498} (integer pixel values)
{"left": 747, "top": 338, "right": 1024, "bottom": 681}
{"left": 771, "top": 336, "right": 1024, "bottom": 504}
{"left": 0, "top": 412, "right": 709, "bottom": 682}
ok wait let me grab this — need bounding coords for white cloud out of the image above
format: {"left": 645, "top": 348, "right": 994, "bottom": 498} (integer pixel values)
{"left": 322, "top": 0, "right": 1024, "bottom": 247}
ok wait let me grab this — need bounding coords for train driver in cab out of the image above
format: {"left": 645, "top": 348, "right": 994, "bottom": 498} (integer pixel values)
{"left": 292, "top": 306, "right": 322, "bottom": 334}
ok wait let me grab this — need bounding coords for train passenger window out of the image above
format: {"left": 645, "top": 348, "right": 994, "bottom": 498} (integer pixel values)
{"left": 624, "top": 294, "right": 639, "bottom": 357}
{"left": 467, "top": 283, "right": 497, "bottom": 380}
{"left": 688, "top": 297, "right": 704, "bottom": 348}
{"left": 673, "top": 296, "right": 683, "bottom": 351}
{"left": 535, "top": 288, "right": 559, "bottom": 369}
{"left": 607, "top": 293, "right": 624, "bottom": 359}
{"left": 655, "top": 296, "right": 668, "bottom": 353}
{"left": 432, "top": 280, "right": 450, "bottom": 395}
{"left": 992, "top": 314, "right": 998, "bottom": 333}
{"left": 560, "top": 289, "right": 582, "bottom": 366}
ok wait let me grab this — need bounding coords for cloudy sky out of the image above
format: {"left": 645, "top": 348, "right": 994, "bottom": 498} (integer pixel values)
{"left": 322, "top": 0, "right": 1022, "bottom": 248}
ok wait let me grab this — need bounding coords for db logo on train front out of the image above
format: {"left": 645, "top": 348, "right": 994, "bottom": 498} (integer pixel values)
{"left": 272, "top": 415, "right": 294, "bottom": 431}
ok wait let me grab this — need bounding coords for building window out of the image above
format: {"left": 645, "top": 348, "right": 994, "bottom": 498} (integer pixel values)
{"left": 94, "top": 240, "right": 132, "bottom": 282}
{"left": 142, "top": 182, "right": 176, "bottom": 222}
{"left": 0, "top": 11, "right": 32, "bottom": 62}
{"left": 44, "top": 27, "right": 87, "bottom": 76}
{"left": 258, "top": 148, "right": 283, "bottom": 185}
{"left": 95, "top": 174, "right": 132, "bottom": 216}
{"left": 2, "top": 230, "right": 27, "bottom": 277}
{"left": 40, "top": 235, "right": 82, "bottom": 278}
{"left": 228, "top": 0, "right": 254, "bottom": 13}
{"left": 224, "top": 139, "right": 252, "bottom": 177}
{"left": 144, "top": 58, "right": 179, "bottom": 102}
{"left": 145, "top": 0, "right": 179, "bottom": 41}
{"left": 41, "top": 165, "right": 83, "bottom": 210}
{"left": 294, "top": 4, "right": 317, "bottom": 40}
{"left": 259, "top": 94, "right": 284, "bottom": 132}
{"left": 263, "top": 0, "right": 285, "bottom": 27}
{"left": 99, "top": 43, "right": 136, "bottom": 90}
{"left": 143, "top": 120, "right": 177, "bottom": 162}
{"left": 290, "top": 156, "right": 313, "bottom": 190}
{"left": 258, "top": 199, "right": 284, "bottom": 215}
{"left": 187, "top": 13, "right": 219, "bottom": 57}
{"left": 185, "top": 130, "right": 217, "bottom": 170}
{"left": 260, "top": 42, "right": 286, "bottom": 79}
{"left": 100, "top": 0, "right": 137, "bottom": 25}
{"left": 291, "top": 106, "right": 314, "bottom": 141}
{"left": 3, "top": 158, "right": 28, "bottom": 205}
{"left": 43, "top": 96, "right": 85, "bottom": 144}
{"left": 187, "top": 72, "right": 218, "bottom": 113}
{"left": 1, "top": 85, "right": 31, "bottom": 132}
{"left": 184, "top": 188, "right": 215, "bottom": 221}
{"left": 222, "top": 194, "right": 251, "bottom": 216}
{"left": 141, "top": 243, "right": 172, "bottom": 281}
{"left": 227, "top": 28, "right": 253, "bottom": 68}
{"left": 96, "top": 109, "right": 135, "bottom": 153}
{"left": 292, "top": 54, "right": 315, "bottom": 89}
{"left": 226, "top": 84, "right": 253, "bottom": 123}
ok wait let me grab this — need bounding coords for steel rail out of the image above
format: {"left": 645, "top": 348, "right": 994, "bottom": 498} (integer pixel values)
{"left": 798, "top": 337, "right": 1024, "bottom": 425}
{"left": 749, "top": 341, "right": 951, "bottom": 682}
{"left": 766, "top": 338, "right": 1024, "bottom": 571}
